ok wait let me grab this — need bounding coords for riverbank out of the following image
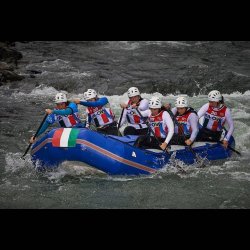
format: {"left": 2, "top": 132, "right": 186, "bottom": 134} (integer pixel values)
{"left": 0, "top": 41, "right": 25, "bottom": 84}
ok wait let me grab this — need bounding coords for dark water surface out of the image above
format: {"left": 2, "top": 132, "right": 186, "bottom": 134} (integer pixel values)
{"left": 0, "top": 41, "right": 250, "bottom": 208}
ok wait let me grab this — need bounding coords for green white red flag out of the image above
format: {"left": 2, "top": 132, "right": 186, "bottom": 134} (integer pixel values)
{"left": 52, "top": 128, "right": 79, "bottom": 147}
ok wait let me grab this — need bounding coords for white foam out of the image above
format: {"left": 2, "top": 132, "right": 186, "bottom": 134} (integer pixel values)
{"left": 229, "top": 172, "right": 250, "bottom": 181}
{"left": 224, "top": 90, "right": 250, "bottom": 97}
{"left": 40, "top": 59, "right": 72, "bottom": 68}
{"left": 164, "top": 41, "right": 192, "bottom": 47}
{"left": 105, "top": 41, "right": 141, "bottom": 50}
{"left": 39, "top": 71, "right": 92, "bottom": 78}
{"left": 231, "top": 109, "right": 250, "bottom": 119}
{"left": 30, "top": 85, "right": 59, "bottom": 96}
{"left": 231, "top": 71, "right": 250, "bottom": 78}
{"left": 145, "top": 41, "right": 192, "bottom": 47}
{"left": 4, "top": 152, "right": 33, "bottom": 173}
{"left": 11, "top": 85, "right": 65, "bottom": 98}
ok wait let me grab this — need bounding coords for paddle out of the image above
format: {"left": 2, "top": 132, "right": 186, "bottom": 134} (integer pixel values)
{"left": 136, "top": 108, "right": 187, "bottom": 173}
{"left": 21, "top": 113, "right": 48, "bottom": 159}
{"left": 117, "top": 108, "right": 125, "bottom": 136}
{"left": 218, "top": 141, "right": 241, "bottom": 156}
{"left": 220, "top": 126, "right": 241, "bottom": 156}
{"left": 136, "top": 108, "right": 166, "bottom": 150}
{"left": 170, "top": 110, "right": 206, "bottom": 167}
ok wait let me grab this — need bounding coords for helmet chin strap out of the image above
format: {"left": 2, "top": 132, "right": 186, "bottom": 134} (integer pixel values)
{"left": 212, "top": 102, "right": 223, "bottom": 110}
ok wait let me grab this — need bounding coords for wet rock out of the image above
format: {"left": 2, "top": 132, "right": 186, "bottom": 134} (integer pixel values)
{"left": 0, "top": 70, "right": 25, "bottom": 82}
{"left": 0, "top": 46, "right": 22, "bottom": 64}
{"left": 0, "top": 61, "right": 14, "bottom": 71}
{"left": 26, "top": 69, "right": 42, "bottom": 74}
{"left": 0, "top": 42, "right": 24, "bottom": 83}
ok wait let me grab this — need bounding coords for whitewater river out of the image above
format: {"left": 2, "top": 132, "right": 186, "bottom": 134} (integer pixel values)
{"left": 0, "top": 41, "right": 250, "bottom": 208}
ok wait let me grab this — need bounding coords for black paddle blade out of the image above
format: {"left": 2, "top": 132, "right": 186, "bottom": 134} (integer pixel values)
{"left": 218, "top": 141, "right": 241, "bottom": 156}
{"left": 175, "top": 164, "right": 187, "bottom": 174}
{"left": 21, "top": 143, "right": 32, "bottom": 160}
{"left": 21, "top": 114, "right": 48, "bottom": 160}
{"left": 228, "top": 145, "right": 241, "bottom": 156}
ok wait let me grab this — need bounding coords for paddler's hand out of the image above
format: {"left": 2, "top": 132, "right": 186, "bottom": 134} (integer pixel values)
{"left": 131, "top": 103, "right": 138, "bottom": 109}
{"left": 120, "top": 103, "right": 128, "bottom": 109}
{"left": 222, "top": 139, "right": 228, "bottom": 149}
{"left": 30, "top": 136, "right": 36, "bottom": 144}
{"left": 73, "top": 99, "right": 80, "bottom": 104}
{"left": 185, "top": 139, "right": 192, "bottom": 146}
{"left": 45, "top": 109, "right": 53, "bottom": 114}
{"left": 160, "top": 142, "right": 168, "bottom": 151}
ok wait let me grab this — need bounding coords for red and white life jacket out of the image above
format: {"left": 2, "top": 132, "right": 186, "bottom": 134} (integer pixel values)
{"left": 149, "top": 111, "right": 168, "bottom": 138}
{"left": 56, "top": 111, "right": 81, "bottom": 128}
{"left": 203, "top": 105, "right": 227, "bottom": 131}
{"left": 126, "top": 99, "right": 148, "bottom": 129}
{"left": 87, "top": 106, "right": 115, "bottom": 127}
{"left": 175, "top": 110, "right": 193, "bottom": 136}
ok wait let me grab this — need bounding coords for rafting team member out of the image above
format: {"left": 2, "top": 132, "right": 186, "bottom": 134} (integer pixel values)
{"left": 74, "top": 89, "right": 118, "bottom": 135}
{"left": 196, "top": 90, "right": 234, "bottom": 149}
{"left": 170, "top": 96, "right": 199, "bottom": 146}
{"left": 134, "top": 96, "right": 174, "bottom": 150}
{"left": 30, "top": 93, "right": 83, "bottom": 144}
{"left": 119, "top": 87, "right": 149, "bottom": 136}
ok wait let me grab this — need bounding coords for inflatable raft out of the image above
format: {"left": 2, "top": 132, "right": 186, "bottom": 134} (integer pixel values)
{"left": 31, "top": 128, "right": 235, "bottom": 175}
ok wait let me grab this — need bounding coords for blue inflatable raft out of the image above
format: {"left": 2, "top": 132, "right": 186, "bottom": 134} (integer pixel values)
{"left": 31, "top": 128, "right": 235, "bottom": 175}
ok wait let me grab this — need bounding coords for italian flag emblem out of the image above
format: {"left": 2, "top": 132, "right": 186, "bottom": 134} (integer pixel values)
{"left": 52, "top": 128, "right": 79, "bottom": 147}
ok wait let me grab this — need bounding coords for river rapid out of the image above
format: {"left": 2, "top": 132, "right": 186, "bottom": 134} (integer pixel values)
{"left": 0, "top": 41, "right": 250, "bottom": 208}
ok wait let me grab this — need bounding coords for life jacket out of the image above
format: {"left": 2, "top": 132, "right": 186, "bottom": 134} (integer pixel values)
{"left": 87, "top": 106, "right": 115, "bottom": 127}
{"left": 126, "top": 98, "right": 148, "bottom": 129}
{"left": 174, "top": 107, "right": 197, "bottom": 136}
{"left": 161, "top": 106, "right": 178, "bottom": 119}
{"left": 149, "top": 110, "right": 169, "bottom": 138}
{"left": 55, "top": 103, "right": 82, "bottom": 128}
{"left": 203, "top": 105, "right": 227, "bottom": 132}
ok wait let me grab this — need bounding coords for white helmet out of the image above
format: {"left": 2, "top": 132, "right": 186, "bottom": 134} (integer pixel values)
{"left": 149, "top": 97, "right": 162, "bottom": 109}
{"left": 84, "top": 89, "right": 97, "bottom": 100}
{"left": 175, "top": 96, "right": 189, "bottom": 108}
{"left": 127, "top": 87, "right": 140, "bottom": 98}
{"left": 55, "top": 93, "right": 67, "bottom": 103}
{"left": 208, "top": 90, "right": 222, "bottom": 102}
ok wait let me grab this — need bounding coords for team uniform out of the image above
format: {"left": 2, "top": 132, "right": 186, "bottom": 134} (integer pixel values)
{"left": 37, "top": 102, "right": 83, "bottom": 137}
{"left": 170, "top": 107, "right": 199, "bottom": 145}
{"left": 119, "top": 98, "right": 149, "bottom": 135}
{"left": 134, "top": 109, "right": 174, "bottom": 150}
{"left": 197, "top": 103, "right": 234, "bottom": 142}
{"left": 80, "top": 97, "right": 118, "bottom": 135}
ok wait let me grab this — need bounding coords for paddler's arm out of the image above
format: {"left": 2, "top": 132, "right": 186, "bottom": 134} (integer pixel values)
{"left": 187, "top": 113, "right": 199, "bottom": 144}
{"left": 160, "top": 112, "right": 174, "bottom": 150}
{"left": 50, "top": 107, "right": 73, "bottom": 116}
{"left": 30, "top": 114, "right": 54, "bottom": 143}
{"left": 80, "top": 97, "right": 109, "bottom": 107}
{"left": 164, "top": 112, "right": 174, "bottom": 145}
{"left": 197, "top": 103, "right": 209, "bottom": 119}
{"left": 223, "top": 109, "right": 234, "bottom": 146}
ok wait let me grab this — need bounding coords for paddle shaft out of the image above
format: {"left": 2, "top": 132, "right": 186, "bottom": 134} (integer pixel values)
{"left": 21, "top": 113, "right": 48, "bottom": 159}
{"left": 221, "top": 126, "right": 241, "bottom": 156}
{"left": 117, "top": 108, "right": 125, "bottom": 136}
{"left": 171, "top": 111, "right": 203, "bottom": 162}
{"left": 218, "top": 141, "right": 241, "bottom": 156}
{"left": 136, "top": 108, "right": 189, "bottom": 173}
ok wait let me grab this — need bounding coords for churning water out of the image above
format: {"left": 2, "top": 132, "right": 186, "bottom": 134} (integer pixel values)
{"left": 0, "top": 41, "right": 250, "bottom": 208}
